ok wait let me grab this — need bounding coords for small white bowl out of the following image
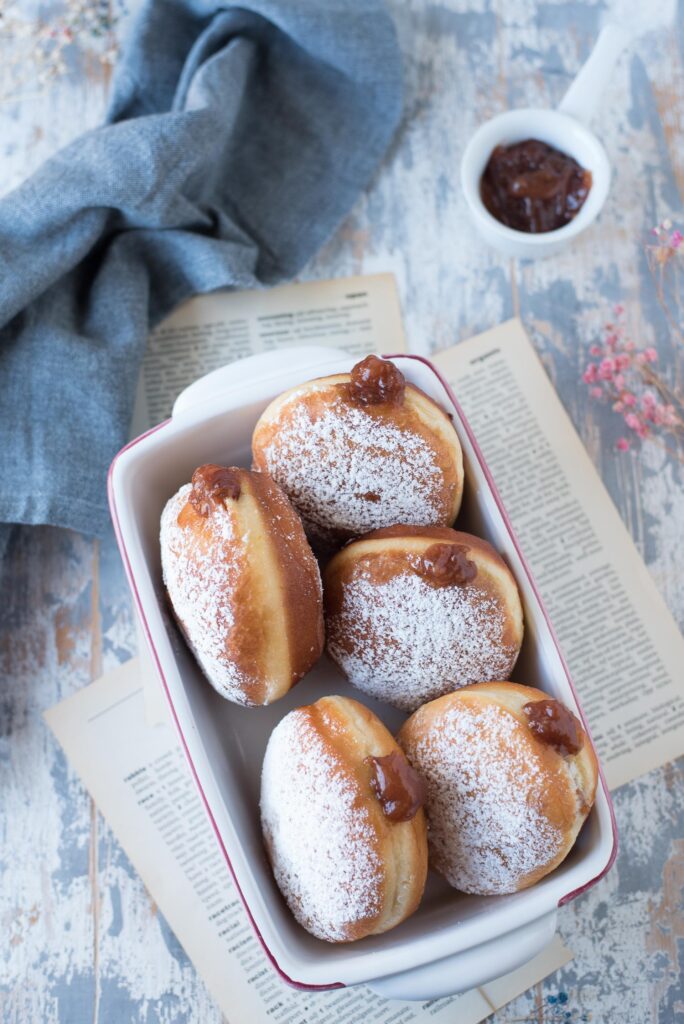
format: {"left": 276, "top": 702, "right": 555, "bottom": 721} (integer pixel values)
{"left": 460, "top": 24, "right": 628, "bottom": 260}
{"left": 461, "top": 108, "right": 610, "bottom": 260}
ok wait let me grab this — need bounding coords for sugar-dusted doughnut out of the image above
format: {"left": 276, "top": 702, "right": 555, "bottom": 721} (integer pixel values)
{"left": 251, "top": 355, "right": 463, "bottom": 547}
{"left": 398, "top": 682, "right": 598, "bottom": 895}
{"left": 324, "top": 526, "right": 523, "bottom": 712}
{"left": 160, "top": 464, "right": 324, "bottom": 706}
{"left": 260, "top": 695, "right": 428, "bottom": 942}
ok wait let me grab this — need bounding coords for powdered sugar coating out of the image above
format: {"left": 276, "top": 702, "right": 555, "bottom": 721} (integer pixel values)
{"left": 258, "top": 392, "right": 446, "bottom": 541}
{"left": 160, "top": 485, "right": 248, "bottom": 703}
{"left": 260, "top": 708, "right": 383, "bottom": 941}
{"left": 402, "top": 702, "right": 564, "bottom": 894}
{"left": 327, "top": 570, "right": 517, "bottom": 712}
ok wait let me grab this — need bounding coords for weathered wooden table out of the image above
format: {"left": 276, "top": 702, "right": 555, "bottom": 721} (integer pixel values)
{"left": 1, "top": 2, "right": 682, "bottom": 1021}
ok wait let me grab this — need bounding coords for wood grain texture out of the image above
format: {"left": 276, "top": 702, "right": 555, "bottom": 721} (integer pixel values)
{"left": 1, "top": 1, "right": 682, "bottom": 1021}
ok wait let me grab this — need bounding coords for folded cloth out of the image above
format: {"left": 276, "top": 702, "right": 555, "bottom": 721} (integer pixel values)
{"left": 0, "top": 0, "right": 402, "bottom": 543}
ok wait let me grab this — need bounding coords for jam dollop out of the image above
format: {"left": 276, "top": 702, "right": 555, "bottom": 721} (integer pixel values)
{"left": 366, "top": 750, "right": 426, "bottom": 822}
{"left": 189, "top": 464, "right": 241, "bottom": 516}
{"left": 523, "top": 698, "right": 583, "bottom": 756}
{"left": 350, "top": 355, "right": 406, "bottom": 407}
{"left": 480, "top": 139, "right": 592, "bottom": 234}
{"left": 412, "top": 543, "right": 477, "bottom": 588}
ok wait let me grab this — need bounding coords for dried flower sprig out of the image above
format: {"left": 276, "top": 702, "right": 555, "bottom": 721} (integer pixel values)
{"left": 646, "top": 219, "right": 684, "bottom": 347}
{"left": 0, "top": 0, "right": 119, "bottom": 104}
{"left": 583, "top": 304, "right": 684, "bottom": 460}
{"left": 650, "top": 219, "right": 684, "bottom": 258}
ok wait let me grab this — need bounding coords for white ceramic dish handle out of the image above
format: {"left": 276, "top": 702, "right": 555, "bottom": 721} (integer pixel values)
{"left": 558, "top": 24, "right": 630, "bottom": 125}
{"left": 172, "top": 346, "right": 351, "bottom": 418}
{"left": 367, "top": 911, "right": 558, "bottom": 1002}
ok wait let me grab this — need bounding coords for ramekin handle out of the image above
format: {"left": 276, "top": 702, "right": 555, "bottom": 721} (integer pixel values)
{"left": 172, "top": 346, "right": 351, "bottom": 418}
{"left": 558, "top": 24, "right": 630, "bottom": 126}
{"left": 366, "top": 910, "right": 558, "bottom": 1002}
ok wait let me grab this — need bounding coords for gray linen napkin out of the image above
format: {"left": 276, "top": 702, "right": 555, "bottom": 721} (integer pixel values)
{"left": 0, "top": 0, "right": 402, "bottom": 549}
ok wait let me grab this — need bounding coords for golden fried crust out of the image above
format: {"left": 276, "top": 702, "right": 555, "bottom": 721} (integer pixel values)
{"left": 160, "top": 468, "right": 324, "bottom": 706}
{"left": 398, "top": 683, "right": 598, "bottom": 895}
{"left": 323, "top": 528, "right": 524, "bottom": 712}
{"left": 248, "top": 472, "right": 325, "bottom": 691}
{"left": 251, "top": 373, "right": 464, "bottom": 546}
{"left": 260, "top": 695, "right": 428, "bottom": 942}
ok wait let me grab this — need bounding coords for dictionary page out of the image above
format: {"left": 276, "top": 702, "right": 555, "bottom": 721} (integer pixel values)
{"left": 433, "top": 319, "right": 684, "bottom": 790}
{"left": 133, "top": 274, "right": 406, "bottom": 431}
{"left": 45, "top": 659, "right": 572, "bottom": 1024}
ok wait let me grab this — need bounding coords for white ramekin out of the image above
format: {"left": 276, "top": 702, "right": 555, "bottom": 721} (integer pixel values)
{"left": 460, "top": 25, "right": 628, "bottom": 259}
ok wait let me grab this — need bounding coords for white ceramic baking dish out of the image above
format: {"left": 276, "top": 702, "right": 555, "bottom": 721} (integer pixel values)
{"left": 108, "top": 346, "right": 617, "bottom": 1001}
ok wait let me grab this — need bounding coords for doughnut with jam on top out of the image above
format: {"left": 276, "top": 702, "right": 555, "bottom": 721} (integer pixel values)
{"left": 398, "top": 682, "right": 598, "bottom": 895}
{"left": 260, "top": 695, "right": 428, "bottom": 942}
{"left": 324, "top": 525, "right": 524, "bottom": 712}
{"left": 160, "top": 465, "right": 324, "bottom": 706}
{"left": 251, "top": 355, "right": 464, "bottom": 548}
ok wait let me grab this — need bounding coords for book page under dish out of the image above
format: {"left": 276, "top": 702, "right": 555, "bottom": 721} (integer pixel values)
{"left": 132, "top": 273, "right": 406, "bottom": 432}
{"left": 433, "top": 319, "right": 684, "bottom": 790}
{"left": 45, "top": 659, "right": 572, "bottom": 1024}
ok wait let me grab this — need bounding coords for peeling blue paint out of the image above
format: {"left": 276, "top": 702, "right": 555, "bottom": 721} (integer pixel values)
{"left": 108, "top": 884, "right": 123, "bottom": 938}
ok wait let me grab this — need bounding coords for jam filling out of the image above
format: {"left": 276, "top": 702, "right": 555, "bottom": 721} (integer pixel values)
{"left": 366, "top": 750, "right": 426, "bottom": 822}
{"left": 189, "top": 464, "right": 241, "bottom": 516}
{"left": 350, "top": 355, "right": 406, "bottom": 407}
{"left": 480, "top": 139, "right": 592, "bottom": 234}
{"left": 523, "top": 698, "right": 583, "bottom": 756}
{"left": 412, "top": 543, "right": 477, "bottom": 588}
